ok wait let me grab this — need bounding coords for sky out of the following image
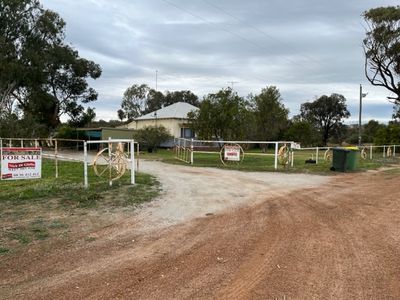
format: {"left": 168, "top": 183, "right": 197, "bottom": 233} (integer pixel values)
{"left": 41, "top": 0, "right": 399, "bottom": 123}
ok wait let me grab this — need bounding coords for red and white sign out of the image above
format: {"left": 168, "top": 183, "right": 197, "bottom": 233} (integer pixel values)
{"left": 224, "top": 145, "right": 241, "bottom": 161}
{"left": 1, "top": 147, "right": 42, "bottom": 180}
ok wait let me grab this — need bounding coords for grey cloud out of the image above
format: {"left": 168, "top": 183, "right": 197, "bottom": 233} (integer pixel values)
{"left": 42, "top": 0, "right": 399, "bottom": 122}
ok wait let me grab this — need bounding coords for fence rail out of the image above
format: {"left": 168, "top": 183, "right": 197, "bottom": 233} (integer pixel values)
{"left": 0, "top": 138, "right": 141, "bottom": 181}
{"left": 173, "top": 138, "right": 400, "bottom": 169}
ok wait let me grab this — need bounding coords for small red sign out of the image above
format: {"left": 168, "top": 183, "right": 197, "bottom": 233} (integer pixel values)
{"left": 8, "top": 161, "right": 36, "bottom": 169}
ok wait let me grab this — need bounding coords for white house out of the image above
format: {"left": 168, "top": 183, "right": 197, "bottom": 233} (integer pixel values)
{"left": 126, "top": 102, "right": 199, "bottom": 139}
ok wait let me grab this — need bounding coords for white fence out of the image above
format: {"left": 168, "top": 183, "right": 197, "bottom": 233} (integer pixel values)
{"left": 292, "top": 144, "right": 400, "bottom": 165}
{"left": 0, "top": 137, "right": 139, "bottom": 187}
{"left": 174, "top": 138, "right": 295, "bottom": 169}
{"left": 174, "top": 138, "right": 400, "bottom": 169}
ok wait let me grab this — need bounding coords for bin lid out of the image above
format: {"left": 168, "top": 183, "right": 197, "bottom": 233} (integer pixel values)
{"left": 343, "top": 146, "right": 359, "bottom": 150}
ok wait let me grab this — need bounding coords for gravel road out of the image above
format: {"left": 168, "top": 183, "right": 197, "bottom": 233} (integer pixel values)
{"left": 1, "top": 160, "right": 400, "bottom": 299}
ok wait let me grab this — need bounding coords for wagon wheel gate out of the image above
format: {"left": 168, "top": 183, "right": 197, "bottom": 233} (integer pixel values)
{"left": 220, "top": 144, "right": 245, "bottom": 166}
{"left": 93, "top": 142, "right": 128, "bottom": 184}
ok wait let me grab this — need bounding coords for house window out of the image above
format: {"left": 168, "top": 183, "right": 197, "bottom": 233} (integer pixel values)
{"left": 181, "top": 128, "right": 194, "bottom": 138}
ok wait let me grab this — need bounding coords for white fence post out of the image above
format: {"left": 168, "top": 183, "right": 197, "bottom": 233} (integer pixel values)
{"left": 383, "top": 145, "right": 386, "bottom": 158}
{"left": 370, "top": 145, "right": 373, "bottom": 160}
{"left": 291, "top": 151, "right": 294, "bottom": 167}
{"left": 137, "top": 143, "right": 140, "bottom": 172}
{"left": 0, "top": 139, "right": 3, "bottom": 180}
{"left": 316, "top": 147, "right": 319, "bottom": 164}
{"left": 108, "top": 137, "right": 112, "bottom": 187}
{"left": 55, "top": 139, "right": 58, "bottom": 178}
{"left": 274, "top": 142, "right": 278, "bottom": 170}
{"left": 130, "top": 140, "right": 135, "bottom": 185}
{"left": 84, "top": 141, "right": 88, "bottom": 188}
{"left": 190, "top": 138, "right": 194, "bottom": 164}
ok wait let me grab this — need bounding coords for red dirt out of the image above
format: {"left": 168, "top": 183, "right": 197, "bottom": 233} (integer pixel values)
{"left": 1, "top": 170, "right": 400, "bottom": 299}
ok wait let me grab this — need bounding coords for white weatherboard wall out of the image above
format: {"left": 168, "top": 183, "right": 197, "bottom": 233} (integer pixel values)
{"left": 128, "top": 118, "right": 188, "bottom": 138}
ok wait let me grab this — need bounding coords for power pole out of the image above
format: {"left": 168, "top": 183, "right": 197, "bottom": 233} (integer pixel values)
{"left": 358, "top": 84, "right": 367, "bottom": 146}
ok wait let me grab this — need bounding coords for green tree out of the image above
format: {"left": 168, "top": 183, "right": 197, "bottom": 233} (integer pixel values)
{"left": 373, "top": 122, "right": 400, "bottom": 145}
{"left": 364, "top": 119, "right": 385, "bottom": 142}
{"left": 120, "top": 85, "right": 200, "bottom": 121}
{"left": 250, "top": 86, "right": 289, "bottom": 141}
{"left": 188, "top": 88, "right": 250, "bottom": 141}
{"left": 120, "top": 84, "right": 150, "bottom": 120}
{"left": 68, "top": 107, "right": 96, "bottom": 128}
{"left": 393, "top": 104, "right": 400, "bottom": 120}
{"left": 133, "top": 125, "right": 172, "bottom": 152}
{"left": 284, "top": 119, "right": 319, "bottom": 147}
{"left": 363, "top": 6, "right": 400, "bottom": 102}
{"left": 0, "top": 0, "right": 101, "bottom": 130}
{"left": 164, "top": 90, "right": 200, "bottom": 107}
{"left": 300, "top": 94, "right": 350, "bottom": 145}
{"left": 0, "top": 0, "right": 60, "bottom": 107}
{"left": 145, "top": 89, "right": 165, "bottom": 114}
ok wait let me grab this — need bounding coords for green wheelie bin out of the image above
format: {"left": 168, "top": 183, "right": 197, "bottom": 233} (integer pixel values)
{"left": 331, "top": 147, "right": 359, "bottom": 172}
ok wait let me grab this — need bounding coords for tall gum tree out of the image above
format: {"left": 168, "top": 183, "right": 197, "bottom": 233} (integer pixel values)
{"left": 363, "top": 6, "right": 400, "bottom": 103}
{"left": 300, "top": 94, "right": 350, "bottom": 146}
{"left": 0, "top": 0, "right": 101, "bottom": 129}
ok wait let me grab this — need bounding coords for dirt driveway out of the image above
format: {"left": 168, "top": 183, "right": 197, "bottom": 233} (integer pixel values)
{"left": 1, "top": 161, "right": 400, "bottom": 299}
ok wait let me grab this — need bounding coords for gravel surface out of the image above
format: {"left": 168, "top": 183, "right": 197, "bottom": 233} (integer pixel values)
{"left": 136, "top": 160, "right": 329, "bottom": 231}
{"left": 2, "top": 159, "right": 400, "bottom": 299}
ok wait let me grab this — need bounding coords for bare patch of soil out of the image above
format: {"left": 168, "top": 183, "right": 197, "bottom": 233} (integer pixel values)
{"left": 1, "top": 162, "right": 400, "bottom": 299}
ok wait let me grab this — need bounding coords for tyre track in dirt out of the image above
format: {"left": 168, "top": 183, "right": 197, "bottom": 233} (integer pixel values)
{"left": 1, "top": 163, "right": 400, "bottom": 299}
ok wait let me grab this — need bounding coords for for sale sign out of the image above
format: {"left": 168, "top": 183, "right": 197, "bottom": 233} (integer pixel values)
{"left": 224, "top": 145, "right": 241, "bottom": 161}
{"left": 1, "top": 148, "right": 42, "bottom": 180}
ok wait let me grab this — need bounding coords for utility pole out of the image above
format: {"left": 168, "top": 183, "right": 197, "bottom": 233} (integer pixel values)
{"left": 358, "top": 84, "right": 368, "bottom": 147}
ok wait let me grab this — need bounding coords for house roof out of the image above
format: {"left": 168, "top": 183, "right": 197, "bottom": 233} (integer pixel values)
{"left": 135, "top": 102, "right": 198, "bottom": 121}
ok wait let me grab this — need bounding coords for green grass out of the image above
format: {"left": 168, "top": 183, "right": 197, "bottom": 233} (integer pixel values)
{"left": 142, "top": 148, "right": 399, "bottom": 174}
{"left": 0, "top": 159, "right": 160, "bottom": 253}
{"left": 0, "top": 159, "right": 160, "bottom": 207}
{"left": 0, "top": 247, "right": 10, "bottom": 255}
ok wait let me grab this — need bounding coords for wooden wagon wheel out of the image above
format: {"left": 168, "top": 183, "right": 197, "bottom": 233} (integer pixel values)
{"left": 278, "top": 145, "right": 290, "bottom": 166}
{"left": 93, "top": 143, "right": 128, "bottom": 181}
{"left": 387, "top": 146, "right": 392, "bottom": 157}
{"left": 360, "top": 147, "right": 368, "bottom": 159}
{"left": 324, "top": 149, "right": 333, "bottom": 161}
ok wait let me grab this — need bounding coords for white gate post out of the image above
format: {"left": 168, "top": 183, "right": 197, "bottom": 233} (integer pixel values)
{"left": 108, "top": 137, "right": 112, "bottom": 187}
{"left": 84, "top": 141, "right": 88, "bottom": 188}
{"left": 137, "top": 143, "right": 140, "bottom": 172}
{"left": 0, "top": 139, "right": 3, "bottom": 180}
{"left": 274, "top": 142, "right": 278, "bottom": 170}
{"left": 291, "top": 151, "right": 294, "bottom": 167}
{"left": 55, "top": 139, "right": 58, "bottom": 178}
{"left": 190, "top": 138, "right": 194, "bottom": 164}
{"left": 130, "top": 140, "right": 135, "bottom": 185}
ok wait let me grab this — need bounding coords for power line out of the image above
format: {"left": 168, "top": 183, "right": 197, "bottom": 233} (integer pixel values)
{"left": 201, "top": 0, "right": 322, "bottom": 66}
{"left": 160, "top": 0, "right": 315, "bottom": 72}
